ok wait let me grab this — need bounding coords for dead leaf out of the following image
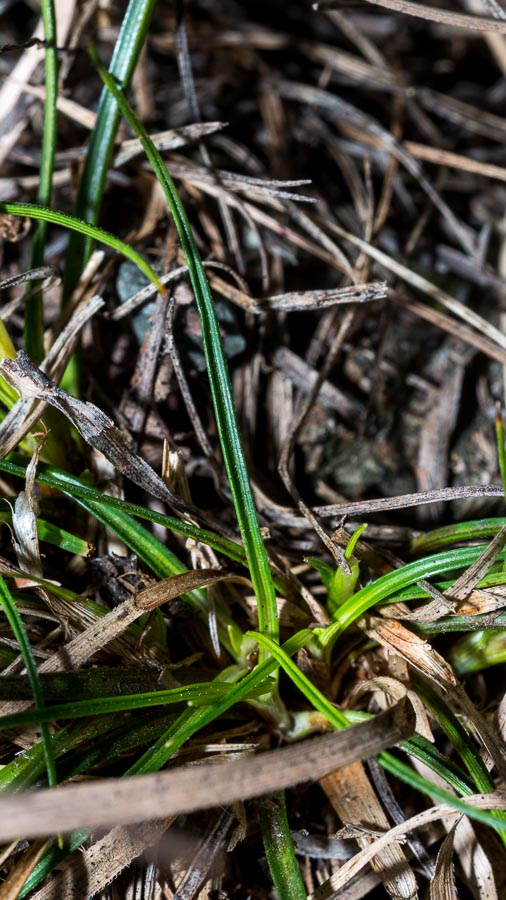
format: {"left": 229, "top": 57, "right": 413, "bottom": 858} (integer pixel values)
{"left": 0, "top": 700, "right": 414, "bottom": 840}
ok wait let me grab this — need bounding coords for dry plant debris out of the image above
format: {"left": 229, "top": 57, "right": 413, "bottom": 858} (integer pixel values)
{"left": 0, "top": 0, "right": 505, "bottom": 898}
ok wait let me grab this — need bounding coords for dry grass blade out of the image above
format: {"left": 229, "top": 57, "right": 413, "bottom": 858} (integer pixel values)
{"left": 277, "top": 80, "right": 475, "bottom": 255}
{"left": 249, "top": 281, "right": 387, "bottom": 313}
{"left": 403, "top": 142, "right": 506, "bottom": 183}
{"left": 0, "top": 294, "right": 105, "bottom": 457}
{"left": 0, "top": 266, "right": 58, "bottom": 295}
{"left": 429, "top": 826, "right": 458, "bottom": 900}
{"left": 365, "top": 619, "right": 506, "bottom": 780}
{"left": 444, "top": 525, "right": 506, "bottom": 602}
{"left": 0, "top": 841, "right": 50, "bottom": 900}
{"left": 29, "top": 820, "right": 175, "bottom": 900}
{"left": 259, "top": 485, "right": 505, "bottom": 528}
{"left": 272, "top": 346, "right": 362, "bottom": 423}
{"left": 27, "top": 569, "right": 234, "bottom": 677}
{"left": 0, "top": 351, "right": 184, "bottom": 509}
{"left": 0, "top": 701, "right": 414, "bottom": 840}
{"left": 309, "top": 795, "right": 506, "bottom": 900}
{"left": 320, "top": 762, "right": 418, "bottom": 899}
{"left": 354, "top": 0, "right": 506, "bottom": 32}
{"left": 327, "top": 224, "right": 506, "bottom": 360}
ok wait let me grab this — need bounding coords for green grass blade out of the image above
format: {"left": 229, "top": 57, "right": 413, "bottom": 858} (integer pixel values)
{"left": 25, "top": 0, "right": 58, "bottom": 361}
{"left": 248, "top": 631, "right": 348, "bottom": 730}
{"left": 0, "top": 509, "right": 90, "bottom": 556}
{"left": 19, "top": 829, "right": 89, "bottom": 899}
{"left": 0, "top": 457, "right": 246, "bottom": 565}
{"left": 0, "top": 681, "right": 263, "bottom": 730}
{"left": 318, "top": 543, "right": 506, "bottom": 650}
{"left": 0, "top": 202, "right": 165, "bottom": 296}
{"left": 63, "top": 0, "right": 157, "bottom": 297}
{"left": 496, "top": 405, "right": 506, "bottom": 501}
{"left": 129, "top": 630, "right": 313, "bottom": 776}
{"left": 410, "top": 518, "right": 506, "bottom": 555}
{"left": 0, "top": 577, "right": 57, "bottom": 794}
{"left": 415, "top": 679, "right": 496, "bottom": 794}
{"left": 91, "top": 52, "right": 279, "bottom": 653}
{"left": 75, "top": 496, "right": 243, "bottom": 656}
{"left": 250, "top": 634, "right": 506, "bottom": 835}
{"left": 414, "top": 678, "right": 506, "bottom": 843}
{"left": 377, "top": 752, "right": 506, "bottom": 835}
{"left": 2, "top": 455, "right": 290, "bottom": 608}
{"left": 260, "top": 792, "right": 306, "bottom": 900}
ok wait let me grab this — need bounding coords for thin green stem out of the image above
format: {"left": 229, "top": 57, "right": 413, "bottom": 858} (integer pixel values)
{"left": 260, "top": 792, "right": 306, "bottom": 900}
{"left": 496, "top": 405, "right": 506, "bottom": 502}
{"left": 63, "top": 0, "right": 157, "bottom": 298}
{"left": 0, "top": 577, "right": 57, "bottom": 795}
{"left": 92, "top": 51, "right": 279, "bottom": 652}
{"left": 0, "top": 202, "right": 165, "bottom": 296}
{"left": 0, "top": 681, "right": 266, "bottom": 730}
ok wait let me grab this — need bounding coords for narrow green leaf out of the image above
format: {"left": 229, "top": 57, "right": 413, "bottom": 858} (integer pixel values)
{"left": 496, "top": 405, "right": 506, "bottom": 502}
{"left": 91, "top": 51, "right": 279, "bottom": 654}
{"left": 409, "top": 518, "right": 506, "bottom": 555}
{"left": 260, "top": 792, "right": 306, "bottom": 900}
{"left": 318, "top": 543, "right": 506, "bottom": 651}
{"left": 129, "top": 630, "right": 313, "bottom": 776}
{"left": 0, "top": 681, "right": 259, "bottom": 730}
{"left": 377, "top": 752, "right": 506, "bottom": 835}
{"left": 0, "top": 458, "right": 252, "bottom": 574}
{"left": 0, "top": 202, "right": 165, "bottom": 297}
{"left": 0, "top": 510, "right": 90, "bottom": 556}
{"left": 0, "top": 577, "right": 57, "bottom": 795}
{"left": 63, "top": 0, "right": 157, "bottom": 297}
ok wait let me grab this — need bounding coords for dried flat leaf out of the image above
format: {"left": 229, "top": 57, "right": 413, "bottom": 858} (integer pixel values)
{"left": 113, "top": 122, "right": 226, "bottom": 166}
{"left": 429, "top": 826, "right": 458, "bottom": 900}
{"left": 11, "top": 441, "right": 43, "bottom": 578}
{"left": 0, "top": 840, "right": 49, "bottom": 900}
{"left": 216, "top": 278, "right": 387, "bottom": 313}
{"left": 309, "top": 794, "right": 506, "bottom": 900}
{"left": 136, "top": 568, "right": 250, "bottom": 610}
{"left": 348, "top": 675, "right": 434, "bottom": 741}
{"left": 365, "top": 619, "right": 457, "bottom": 688}
{"left": 0, "top": 352, "right": 182, "bottom": 508}
{"left": 0, "top": 700, "right": 414, "bottom": 840}
{"left": 30, "top": 820, "right": 175, "bottom": 900}
{"left": 319, "top": 762, "right": 418, "bottom": 900}
{"left": 0, "top": 294, "right": 105, "bottom": 457}
{"left": 358, "top": 0, "right": 506, "bottom": 32}
{"left": 365, "top": 618, "right": 506, "bottom": 781}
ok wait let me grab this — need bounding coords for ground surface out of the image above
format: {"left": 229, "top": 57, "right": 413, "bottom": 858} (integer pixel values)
{"left": 0, "top": 1, "right": 505, "bottom": 898}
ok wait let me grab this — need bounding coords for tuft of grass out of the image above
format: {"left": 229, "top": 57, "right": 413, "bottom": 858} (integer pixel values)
{"left": 1, "top": 3, "right": 506, "bottom": 895}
